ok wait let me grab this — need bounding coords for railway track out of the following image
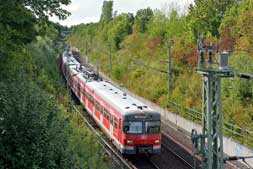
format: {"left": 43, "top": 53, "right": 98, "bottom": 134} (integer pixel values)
{"left": 162, "top": 142, "right": 193, "bottom": 169}
{"left": 150, "top": 142, "right": 194, "bottom": 169}
{"left": 158, "top": 130, "right": 196, "bottom": 169}
{"left": 130, "top": 157, "right": 160, "bottom": 169}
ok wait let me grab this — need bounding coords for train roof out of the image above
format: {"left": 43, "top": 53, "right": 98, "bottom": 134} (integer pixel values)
{"left": 62, "top": 51, "right": 160, "bottom": 117}
{"left": 88, "top": 80, "right": 154, "bottom": 115}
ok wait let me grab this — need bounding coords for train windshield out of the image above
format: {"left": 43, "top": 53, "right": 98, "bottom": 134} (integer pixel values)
{"left": 124, "top": 122, "right": 143, "bottom": 134}
{"left": 123, "top": 121, "right": 160, "bottom": 134}
{"left": 145, "top": 121, "right": 160, "bottom": 133}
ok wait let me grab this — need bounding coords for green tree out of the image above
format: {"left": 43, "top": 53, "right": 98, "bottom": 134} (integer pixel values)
{"left": 22, "top": 0, "right": 71, "bottom": 19}
{"left": 109, "top": 13, "right": 134, "bottom": 49}
{"left": 0, "top": 0, "right": 70, "bottom": 58}
{"left": 0, "top": 75, "right": 71, "bottom": 169}
{"left": 100, "top": 1, "right": 113, "bottom": 23}
{"left": 135, "top": 8, "right": 154, "bottom": 33}
{"left": 187, "top": 0, "right": 236, "bottom": 37}
{"left": 147, "top": 10, "right": 167, "bottom": 38}
{"left": 0, "top": 24, "right": 108, "bottom": 168}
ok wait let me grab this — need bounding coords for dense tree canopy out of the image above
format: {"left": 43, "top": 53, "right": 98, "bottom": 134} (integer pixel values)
{"left": 0, "top": 77, "right": 72, "bottom": 169}
{"left": 109, "top": 13, "right": 134, "bottom": 49}
{"left": 0, "top": 22, "right": 108, "bottom": 169}
{"left": 22, "top": 0, "right": 71, "bottom": 19}
{"left": 100, "top": 1, "right": 113, "bottom": 23}
{"left": 135, "top": 8, "right": 154, "bottom": 33}
{"left": 0, "top": 0, "right": 70, "bottom": 58}
{"left": 187, "top": 0, "right": 236, "bottom": 37}
{"left": 0, "top": 0, "right": 109, "bottom": 168}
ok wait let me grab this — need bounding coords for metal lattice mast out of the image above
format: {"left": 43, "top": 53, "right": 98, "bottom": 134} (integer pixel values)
{"left": 201, "top": 73, "right": 224, "bottom": 169}
{"left": 191, "top": 38, "right": 234, "bottom": 169}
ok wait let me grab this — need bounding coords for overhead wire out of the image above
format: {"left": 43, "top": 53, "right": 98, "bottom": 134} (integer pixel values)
{"left": 130, "top": 59, "right": 168, "bottom": 74}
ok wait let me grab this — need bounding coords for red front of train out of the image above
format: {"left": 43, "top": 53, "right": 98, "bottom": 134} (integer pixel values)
{"left": 120, "top": 112, "right": 161, "bottom": 154}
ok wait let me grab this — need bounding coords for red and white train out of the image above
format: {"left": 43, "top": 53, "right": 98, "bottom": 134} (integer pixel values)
{"left": 61, "top": 48, "right": 161, "bottom": 154}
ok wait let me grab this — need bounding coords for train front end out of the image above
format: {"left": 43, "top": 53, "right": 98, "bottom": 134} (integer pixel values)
{"left": 121, "top": 111, "right": 161, "bottom": 155}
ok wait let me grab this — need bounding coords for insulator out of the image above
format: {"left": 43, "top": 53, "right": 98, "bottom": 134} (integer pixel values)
{"left": 208, "top": 49, "right": 213, "bottom": 64}
{"left": 200, "top": 50, "right": 205, "bottom": 62}
{"left": 198, "top": 49, "right": 205, "bottom": 68}
{"left": 237, "top": 73, "right": 253, "bottom": 79}
{"left": 219, "top": 52, "right": 229, "bottom": 70}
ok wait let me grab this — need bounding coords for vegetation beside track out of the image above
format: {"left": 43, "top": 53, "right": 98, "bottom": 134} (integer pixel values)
{"left": 0, "top": 1, "right": 108, "bottom": 168}
{"left": 67, "top": 0, "right": 253, "bottom": 146}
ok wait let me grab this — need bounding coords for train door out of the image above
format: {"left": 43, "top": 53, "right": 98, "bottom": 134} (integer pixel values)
{"left": 84, "top": 86, "right": 88, "bottom": 109}
{"left": 109, "top": 110, "right": 114, "bottom": 139}
{"left": 118, "top": 119, "right": 122, "bottom": 142}
{"left": 91, "top": 91, "right": 94, "bottom": 115}
{"left": 100, "top": 104, "right": 103, "bottom": 125}
{"left": 77, "top": 81, "right": 81, "bottom": 99}
{"left": 85, "top": 89, "right": 89, "bottom": 109}
{"left": 80, "top": 84, "right": 84, "bottom": 104}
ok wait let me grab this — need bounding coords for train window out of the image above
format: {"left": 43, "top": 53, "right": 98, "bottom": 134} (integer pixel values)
{"left": 90, "top": 95, "right": 94, "bottom": 105}
{"left": 97, "top": 102, "right": 100, "bottom": 110}
{"left": 110, "top": 114, "right": 113, "bottom": 124}
{"left": 104, "top": 108, "right": 109, "bottom": 120}
{"left": 87, "top": 93, "right": 93, "bottom": 105}
{"left": 107, "top": 113, "right": 110, "bottom": 121}
{"left": 80, "top": 88, "right": 84, "bottom": 95}
{"left": 113, "top": 117, "right": 118, "bottom": 129}
{"left": 145, "top": 121, "right": 160, "bottom": 133}
{"left": 96, "top": 102, "right": 102, "bottom": 112}
{"left": 82, "top": 89, "right": 86, "bottom": 96}
{"left": 123, "top": 122, "right": 143, "bottom": 134}
{"left": 95, "top": 101, "right": 99, "bottom": 110}
{"left": 99, "top": 104, "right": 103, "bottom": 112}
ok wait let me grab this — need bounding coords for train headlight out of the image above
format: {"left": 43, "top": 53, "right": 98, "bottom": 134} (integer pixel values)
{"left": 154, "top": 140, "right": 160, "bottom": 144}
{"left": 126, "top": 140, "right": 133, "bottom": 144}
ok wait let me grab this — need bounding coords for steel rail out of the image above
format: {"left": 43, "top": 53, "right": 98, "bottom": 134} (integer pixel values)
{"left": 149, "top": 159, "right": 161, "bottom": 169}
{"left": 161, "top": 131, "right": 194, "bottom": 169}
{"left": 161, "top": 143, "right": 194, "bottom": 169}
